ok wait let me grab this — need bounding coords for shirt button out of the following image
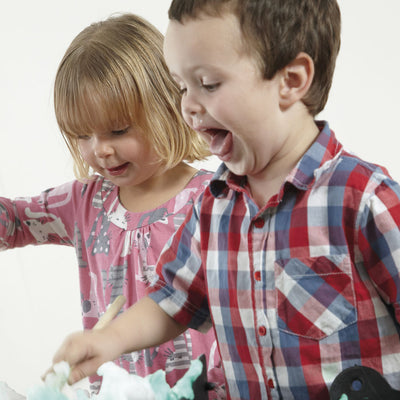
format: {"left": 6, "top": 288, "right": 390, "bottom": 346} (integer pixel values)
{"left": 258, "top": 326, "right": 267, "bottom": 336}
{"left": 268, "top": 378, "right": 275, "bottom": 388}
{"left": 254, "top": 271, "right": 261, "bottom": 281}
{"left": 254, "top": 218, "right": 265, "bottom": 228}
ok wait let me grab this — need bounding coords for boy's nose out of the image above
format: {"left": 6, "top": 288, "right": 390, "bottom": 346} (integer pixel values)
{"left": 181, "top": 90, "right": 204, "bottom": 119}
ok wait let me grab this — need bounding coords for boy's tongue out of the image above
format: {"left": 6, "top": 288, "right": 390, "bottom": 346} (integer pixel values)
{"left": 209, "top": 130, "right": 233, "bottom": 161}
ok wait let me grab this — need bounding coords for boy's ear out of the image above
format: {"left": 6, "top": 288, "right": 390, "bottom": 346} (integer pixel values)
{"left": 279, "top": 52, "right": 314, "bottom": 109}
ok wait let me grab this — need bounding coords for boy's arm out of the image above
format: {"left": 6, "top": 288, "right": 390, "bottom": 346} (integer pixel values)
{"left": 52, "top": 296, "right": 187, "bottom": 384}
{"left": 358, "top": 176, "right": 400, "bottom": 323}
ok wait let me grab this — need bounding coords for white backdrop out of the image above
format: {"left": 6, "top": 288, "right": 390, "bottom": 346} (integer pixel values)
{"left": 0, "top": 0, "right": 399, "bottom": 394}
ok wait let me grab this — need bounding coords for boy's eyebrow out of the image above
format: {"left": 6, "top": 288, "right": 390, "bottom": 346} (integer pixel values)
{"left": 169, "top": 64, "right": 223, "bottom": 79}
{"left": 169, "top": 71, "right": 181, "bottom": 81}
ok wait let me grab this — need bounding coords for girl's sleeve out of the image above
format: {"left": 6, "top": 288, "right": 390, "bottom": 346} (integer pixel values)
{"left": 358, "top": 175, "right": 400, "bottom": 325}
{"left": 0, "top": 180, "right": 80, "bottom": 250}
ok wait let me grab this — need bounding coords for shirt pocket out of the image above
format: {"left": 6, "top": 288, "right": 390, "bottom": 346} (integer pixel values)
{"left": 275, "top": 255, "right": 356, "bottom": 340}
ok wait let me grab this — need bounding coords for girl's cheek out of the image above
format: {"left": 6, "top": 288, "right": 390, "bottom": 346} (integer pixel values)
{"left": 78, "top": 143, "right": 93, "bottom": 163}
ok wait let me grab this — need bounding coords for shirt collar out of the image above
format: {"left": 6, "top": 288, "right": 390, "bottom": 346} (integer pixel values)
{"left": 210, "top": 121, "right": 343, "bottom": 198}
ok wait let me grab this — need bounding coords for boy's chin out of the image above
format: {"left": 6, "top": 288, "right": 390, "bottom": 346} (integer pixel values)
{"left": 223, "top": 160, "right": 247, "bottom": 177}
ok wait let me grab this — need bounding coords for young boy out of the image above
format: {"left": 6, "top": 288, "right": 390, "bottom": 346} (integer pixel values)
{"left": 53, "top": 1, "right": 400, "bottom": 399}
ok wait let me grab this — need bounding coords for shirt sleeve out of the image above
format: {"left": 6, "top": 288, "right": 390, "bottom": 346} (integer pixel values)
{"left": 357, "top": 173, "right": 400, "bottom": 325}
{"left": 0, "top": 180, "right": 79, "bottom": 250}
{"left": 148, "top": 197, "right": 212, "bottom": 333}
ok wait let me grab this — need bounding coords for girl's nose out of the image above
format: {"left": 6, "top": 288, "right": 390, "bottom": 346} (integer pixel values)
{"left": 94, "top": 138, "right": 114, "bottom": 158}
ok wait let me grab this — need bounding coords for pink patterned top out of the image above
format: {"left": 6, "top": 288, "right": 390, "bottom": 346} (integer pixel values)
{"left": 0, "top": 170, "right": 225, "bottom": 398}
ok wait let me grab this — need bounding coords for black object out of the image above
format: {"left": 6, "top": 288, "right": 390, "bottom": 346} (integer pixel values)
{"left": 183, "top": 354, "right": 212, "bottom": 400}
{"left": 329, "top": 365, "right": 400, "bottom": 400}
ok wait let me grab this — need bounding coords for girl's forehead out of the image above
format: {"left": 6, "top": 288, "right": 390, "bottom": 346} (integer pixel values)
{"left": 71, "top": 92, "right": 137, "bottom": 133}
{"left": 64, "top": 104, "right": 131, "bottom": 136}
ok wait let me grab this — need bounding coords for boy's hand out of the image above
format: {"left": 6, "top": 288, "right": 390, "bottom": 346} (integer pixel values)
{"left": 48, "top": 297, "right": 187, "bottom": 385}
{"left": 52, "top": 328, "right": 122, "bottom": 384}
{"left": 51, "top": 295, "right": 127, "bottom": 384}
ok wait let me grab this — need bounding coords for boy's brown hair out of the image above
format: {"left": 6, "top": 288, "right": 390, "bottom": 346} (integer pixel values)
{"left": 168, "top": 0, "right": 341, "bottom": 116}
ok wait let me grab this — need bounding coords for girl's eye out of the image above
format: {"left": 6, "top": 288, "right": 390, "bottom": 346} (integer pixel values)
{"left": 179, "top": 87, "right": 187, "bottom": 95}
{"left": 201, "top": 83, "right": 220, "bottom": 92}
{"left": 77, "top": 134, "right": 91, "bottom": 140}
{"left": 112, "top": 127, "right": 129, "bottom": 136}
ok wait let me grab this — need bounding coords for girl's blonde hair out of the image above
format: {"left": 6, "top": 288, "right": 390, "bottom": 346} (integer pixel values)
{"left": 54, "top": 13, "right": 209, "bottom": 179}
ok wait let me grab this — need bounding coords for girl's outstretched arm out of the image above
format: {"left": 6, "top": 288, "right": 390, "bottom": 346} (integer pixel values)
{"left": 52, "top": 296, "right": 187, "bottom": 384}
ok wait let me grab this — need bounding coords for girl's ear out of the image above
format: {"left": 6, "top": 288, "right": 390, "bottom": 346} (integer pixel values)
{"left": 279, "top": 52, "right": 314, "bottom": 109}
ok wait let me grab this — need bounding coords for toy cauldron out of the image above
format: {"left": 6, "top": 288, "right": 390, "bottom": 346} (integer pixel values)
{"left": 329, "top": 365, "right": 400, "bottom": 400}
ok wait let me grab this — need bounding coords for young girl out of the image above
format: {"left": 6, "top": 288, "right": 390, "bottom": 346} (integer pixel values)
{"left": 0, "top": 13, "right": 224, "bottom": 398}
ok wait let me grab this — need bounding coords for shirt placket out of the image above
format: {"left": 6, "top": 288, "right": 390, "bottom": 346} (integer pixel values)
{"left": 251, "top": 207, "right": 277, "bottom": 397}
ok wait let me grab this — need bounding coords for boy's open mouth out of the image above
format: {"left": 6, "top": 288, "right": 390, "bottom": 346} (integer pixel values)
{"left": 203, "top": 129, "right": 233, "bottom": 161}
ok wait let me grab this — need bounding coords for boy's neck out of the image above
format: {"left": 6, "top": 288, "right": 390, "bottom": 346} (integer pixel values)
{"left": 248, "top": 117, "right": 319, "bottom": 209}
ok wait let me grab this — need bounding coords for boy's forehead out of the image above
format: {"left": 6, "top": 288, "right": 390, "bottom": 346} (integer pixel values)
{"left": 164, "top": 14, "right": 243, "bottom": 67}
{"left": 165, "top": 11, "right": 239, "bottom": 36}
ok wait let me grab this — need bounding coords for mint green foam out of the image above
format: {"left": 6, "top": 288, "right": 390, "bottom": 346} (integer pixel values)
{"left": 147, "top": 356, "right": 202, "bottom": 400}
{"left": 27, "top": 362, "right": 70, "bottom": 400}
{"left": 28, "top": 387, "right": 69, "bottom": 400}
{"left": 25, "top": 357, "right": 203, "bottom": 400}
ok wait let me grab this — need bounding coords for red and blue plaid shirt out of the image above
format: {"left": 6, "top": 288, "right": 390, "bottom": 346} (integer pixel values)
{"left": 148, "top": 121, "right": 400, "bottom": 399}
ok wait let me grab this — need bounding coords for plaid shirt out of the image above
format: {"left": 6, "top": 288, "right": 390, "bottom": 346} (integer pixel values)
{"left": 148, "top": 121, "right": 400, "bottom": 399}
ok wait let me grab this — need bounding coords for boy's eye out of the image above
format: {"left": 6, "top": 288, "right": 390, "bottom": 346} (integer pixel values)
{"left": 201, "top": 83, "right": 220, "bottom": 92}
